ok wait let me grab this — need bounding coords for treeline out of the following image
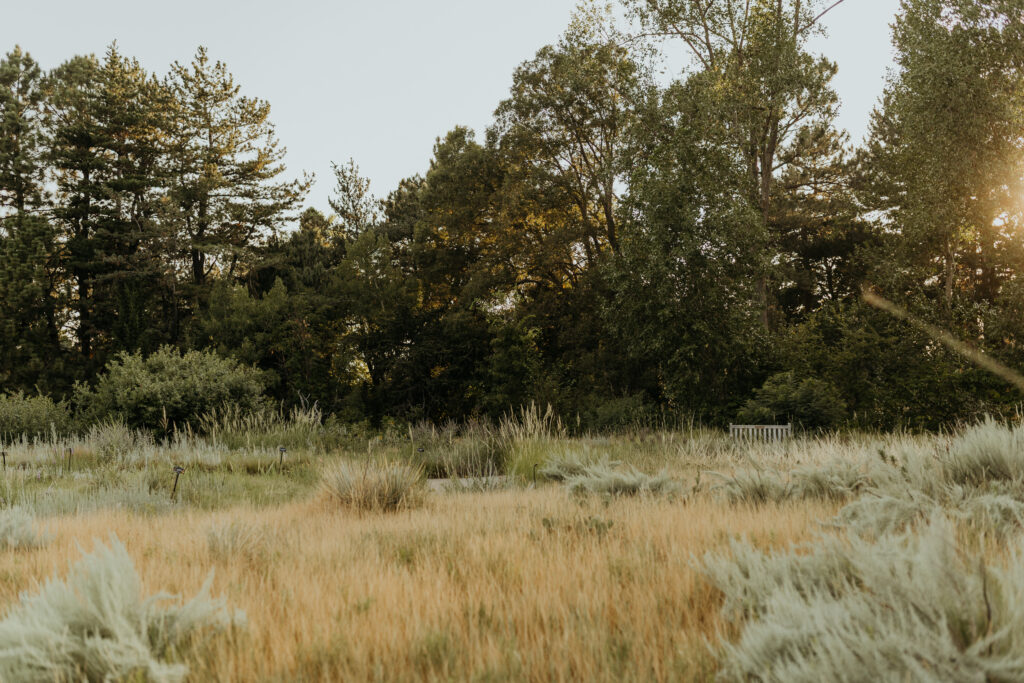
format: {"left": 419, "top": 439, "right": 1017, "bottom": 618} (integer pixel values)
{"left": 3, "top": 0, "right": 1024, "bottom": 431}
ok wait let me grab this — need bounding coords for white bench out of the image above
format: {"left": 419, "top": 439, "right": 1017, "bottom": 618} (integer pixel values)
{"left": 729, "top": 424, "right": 792, "bottom": 442}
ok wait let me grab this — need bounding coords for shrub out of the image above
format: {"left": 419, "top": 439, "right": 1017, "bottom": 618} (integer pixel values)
{"left": 830, "top": 493, "right": 934, "bottom": 537}
{"left": 791, "top": 461, "right": 872, "bottom": 502}
{"left": 714, "top": 460, "right": 879, "bottom": 505}
{"left": 74, "top": 346, "right": 266, "bottom": 432}
{"left": 0, "top": 507, "right": 50, "bottom": 549}
{"left": 563, "top": 460, "right": 681, "bottom": 498}
{"left": 833, "top": 487, "right": 1024, "bottom": 539}
{"left": 322, "top": 459, "right": 424, "bottom": 512}
{"left": 713, "top": 468, "right": 793, "bottom": 504}
{"left": 86, "top": 418, "right": 153, "bottom": 463}
{"left": 940, "top": 417, "right": 1024, "bottom": 487}
{"left": 707, "top": 516, "right": 1024, "bottom": 682}
{"left": 539, "top": 452, "right": 621, "bottom": 482}
{"left": 0, "top": 392, "right": 72, "bottom": 442}
{"left": 737, "top": 371, "right": 847, "bottom": 430}
{"left": 0, "top": 535, "right": 244, "bottom": 682}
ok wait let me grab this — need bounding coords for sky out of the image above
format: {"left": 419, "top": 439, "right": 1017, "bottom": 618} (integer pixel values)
{"left": 3, "top": 0, "right": 902, "bottom": 211}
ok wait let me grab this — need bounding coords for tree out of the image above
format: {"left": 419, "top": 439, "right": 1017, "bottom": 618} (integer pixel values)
{"left": 606, "top": 78, "right": 768, "bottom": 419}
{"left": 0, "top": 47, "right": 67, "bottom": 391}
{"left": 494, "top": 11, "right": 647, "bottom": 271}
{"left": 166, "top": 47, "right": 310, "bottom": 304}
{"left": 0, "top": 47, "right": 46, "bottom": 220}
{"left": 329, "top": 158, "right": 380, "bottom": 240}
{"left": 624, "top": 0, "right": 850, "bottom": 324}
{"left": 47, "top": 46, "right": 175, "bottom": 374}
{"left": 858, "top": 0, "right": 1024, "bottom": 307}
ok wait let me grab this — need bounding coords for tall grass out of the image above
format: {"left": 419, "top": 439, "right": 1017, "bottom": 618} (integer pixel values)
{"left": 0, "top": 491, "right": 831, "bottom": 681}
{"left": 406, "top": 420, "right": 508, "bottom": 478}
{"left": 321, "top": 459, "right": 425, "bottom": 512}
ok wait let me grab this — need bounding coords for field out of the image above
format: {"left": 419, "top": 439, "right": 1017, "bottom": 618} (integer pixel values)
{"left": 1, "top": 413, "right": 1023, "bottom": 681}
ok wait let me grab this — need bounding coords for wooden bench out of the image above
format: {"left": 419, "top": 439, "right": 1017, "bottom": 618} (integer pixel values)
{"left": 729, "top": 424, "right": 792, "bottom": 442}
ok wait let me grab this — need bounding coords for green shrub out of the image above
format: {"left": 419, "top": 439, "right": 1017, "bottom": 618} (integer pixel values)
{"left": 0, "top": 535, "right": 244, "bottom": 682}
{"left": 0, "top": 392, "right": 72, "bottom": 442}
{"left": 737, "top": 371, "right": 847, "bottom": 430}
{"left": 322, "top": 459, "right": 424, "bottom": 512}
{"left": 74, "top": 346, "right": 266, "bottom": 432}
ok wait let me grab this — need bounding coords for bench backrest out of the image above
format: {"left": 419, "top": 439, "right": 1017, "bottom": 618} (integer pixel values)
{"left": 728, "top": 424, "right": 792, "bottom": 442}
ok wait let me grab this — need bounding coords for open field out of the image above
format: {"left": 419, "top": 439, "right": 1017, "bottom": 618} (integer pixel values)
{"left": 1, "top": 493, "right": 835, "bottom": 681}
{"left": 1, "top": 416, "right": 1024, "bottom": 681}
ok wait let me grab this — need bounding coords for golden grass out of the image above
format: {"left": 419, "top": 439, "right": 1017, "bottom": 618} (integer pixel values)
{"left": 0, "top": 489, "right": 836, "bottom": 682}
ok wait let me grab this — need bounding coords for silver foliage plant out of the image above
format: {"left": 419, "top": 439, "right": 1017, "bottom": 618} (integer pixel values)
{"left": 706, "top": 516, "right": 1024, "bottom": 682}
{"left": 564, "top": 462, "right": 682, "bottom": 497}
{"left": 706, "top": 419, "right": 1024, "bottom": 680}
{"left": 0, "top": 535, "right": 245, "bottom": 683}
{"left": 0, "top": 506, "right": 50, "bottom": 549}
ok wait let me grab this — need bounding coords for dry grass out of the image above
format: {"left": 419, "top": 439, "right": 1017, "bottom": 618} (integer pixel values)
{"left": 0, "top": 489, "right": 833, "bottom": 682}
{"left": 2, "top": 422, "right": 997, "bottom": 680}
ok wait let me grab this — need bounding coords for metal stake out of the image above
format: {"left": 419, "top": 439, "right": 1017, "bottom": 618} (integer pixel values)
{"left": 171, "top": 465, "right": 185, "bottom": 501}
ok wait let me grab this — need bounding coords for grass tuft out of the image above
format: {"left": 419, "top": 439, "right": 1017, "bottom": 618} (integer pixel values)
{"left": 321, "top": 459, "right": 425, "bottom": 512}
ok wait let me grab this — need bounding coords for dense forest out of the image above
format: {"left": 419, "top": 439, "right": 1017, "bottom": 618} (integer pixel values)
{"left": 3, "top": 0, "right": 1024, "bottom": 431}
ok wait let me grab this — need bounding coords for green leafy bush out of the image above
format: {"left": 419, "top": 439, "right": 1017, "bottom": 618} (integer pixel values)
{"left": 737, "top": 371, "right": 847, "bottom": 430}
{"left": 0, "top": 535, "right": 244, "bottom": 682}
{"left": 74, "top": 346, "right": 267, "bottom": 432}
{"left": 0, "top": 392, "right": 72, "bottom": 441}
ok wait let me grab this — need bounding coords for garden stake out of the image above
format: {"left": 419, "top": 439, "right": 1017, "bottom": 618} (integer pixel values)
{"left": 171, "top": 465, "right": 185, "bottom": 501}
{"left": 279, "top": 447, "right": 286, "bottom": 467}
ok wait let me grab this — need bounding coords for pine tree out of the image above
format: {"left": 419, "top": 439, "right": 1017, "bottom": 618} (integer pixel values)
{"left": 0, "top": 47, "right": 66, "bottom": 390}
{"left": 47, "top": 46, "right": 176, "bottom": 374}
{"left": 165, "top": 47, "right": 310, "bottom": 306}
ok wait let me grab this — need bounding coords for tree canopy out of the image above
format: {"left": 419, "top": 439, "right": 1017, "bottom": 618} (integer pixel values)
{"left": 3, "top": 1, "right": 1024, "bottom": 431}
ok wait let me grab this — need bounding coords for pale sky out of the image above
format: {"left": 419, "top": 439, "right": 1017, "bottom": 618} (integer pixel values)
{"left": 4, "top": 0, "right": 901, "bottom": 212}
